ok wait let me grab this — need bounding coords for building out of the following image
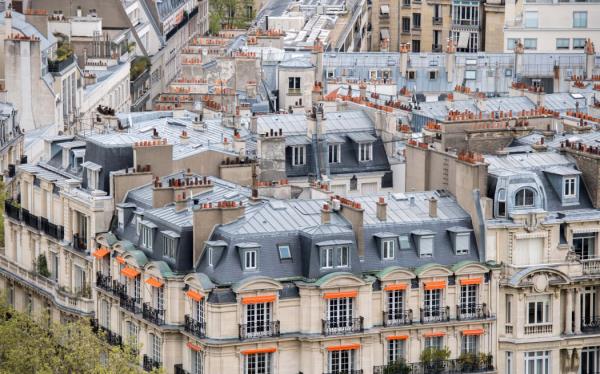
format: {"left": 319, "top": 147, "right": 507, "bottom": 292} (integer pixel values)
{"left": 0, "top": 102, "right": 25, "bottom": 178}
{"left": 503, "top": 0, "right": 600, "bottom": 53}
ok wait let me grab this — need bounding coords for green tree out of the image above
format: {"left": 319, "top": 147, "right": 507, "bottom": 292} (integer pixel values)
{"left": 36, "top": 254, "right": 50, "bottom": 278}
{"left": 419, "top": 347, "right": 451, "bottom": 374}
{"left": 0, "top": 299, "right": 160, "bottom": 374}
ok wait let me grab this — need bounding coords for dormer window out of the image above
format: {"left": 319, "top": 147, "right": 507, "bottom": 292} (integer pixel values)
{"left": 399, "top": 235, "right": 411, "bottom": 250}
{"left": 318, "top": 242, "right": 351, "bottom": 269}
{"left": 382, "top": 239, "right": 395, "bottom": 260}
{"left": 141, "top": 221, "right": 156, "bottom": 249}
{"left": 244, "top": 250, "right": 257, "bottom": 270}
{"left": 564, "top": 177, "right": 576, "bottom": 198}
{"left": 497, "top": 189, "right": 506, "bottom": 218}
{"left": 328, "top": 144, "right": 341, "bottom": 163}
{"left": 208, "top": 247, "right": 214, "bottom": 266}
{"left": 412, "top": 230, "right": 435, "bottom": 258}
{"left": 359, "top": 143, "right": 373, "bottom": 162}
{"left": 515, "top": 188, "right": 535, "bottom": 207}
{"left": 292, "top": 146, "right": 305, "bottom": 166}
{"left": 278, "top": 244, "right": 292, "bottom": 260}
{"left": 447, "top": 227, "right": 473, "bottom": 255}
{"left": 161, "top": 231, "right": 179, "bottom": 260}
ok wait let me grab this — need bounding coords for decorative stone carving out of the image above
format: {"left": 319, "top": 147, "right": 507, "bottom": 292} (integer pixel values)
{"left": 532, "top": 273, "right": 548, "bottom": 293}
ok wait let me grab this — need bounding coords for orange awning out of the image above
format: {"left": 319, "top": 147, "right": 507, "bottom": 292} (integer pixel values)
{"left": 459, "top": 277, "right": 482, "bottom": 286}
{"left": 241, "top": 347, "right": 277, "bottom": 355}
{"left": 327, "top": 344, "right": 361, "bottom": 351}
{"left": 323, "top": 291, "right": 358, "bottom": 299}
{"left": 93, "top": 248, "right": 111, "bottom": 259}
{"left": 186, "top": 290, "right": 204, "bottom": 302}
{"left": 116, "top": 256, "right": 126, "bottom": 264}
{"left": 423, "top": 331, "right": 446, "bottom": 338}
{"left": 384, "top": 283, "right": 408, "bottom": 291}
{"left": 242, "top": 295, "right": 276, "bottom": 304}
{"left": 145, "top": 277, "right": 164, "bottom": 288}
{"left": 120, "top": 266, "right": 140, "bottom": 278}
{"left": 424, "top": 281, "right": 446, "bottom": 290}
{"left": 462, "top": 329, "right": 485, "bottom": 336}
{"left": 187, "top": 342, "right": 202, "bottom": 351}
{"left": 386, "top": 335, "right": 409, "bottom": 341}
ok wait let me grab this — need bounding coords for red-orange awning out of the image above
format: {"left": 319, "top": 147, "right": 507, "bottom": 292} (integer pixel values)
{"left": 323, "top": 291, "right": 358, "bottom": 299}
{"left": 327, "top": 344, "right": 361, "bottom": 351}
{"left": 186, "top": 342, "right": 202, "bottom": 351}
{"left": 116, "top": 256, "right": 126, "bottom": 264}
{"left": 459, "top": 277, "right": 482, "bottom": 286}
{"left": 120, "top": 266, "right": 140, "bottom": 278}
{"left": 423, "top": 331, "right": 446, "bottom": 338}
{"left": 186, "top": 290, "right": 204, "bottom": 302}
{"left": 241, "top": 347, "right": 277, "bottom": 355}
{"left": 93, "top": 248, "right": 111, "bottom": 259}
{"left": 386, "top": 335, "right": 409, "bottom": 341}
{"left": 145, "top": 277, "right": 164, "bottom": 288}
{"left": 384, "top": 283, "right": 408, "bottom": 291}
{"left": 242, "top": 295, "right": 276, "bottom": 304}
{"left": 424, "top": 281, "right": 446, "bottom": 290}
{"left": 462, "top": 329, "right": 485, "bottom": 336}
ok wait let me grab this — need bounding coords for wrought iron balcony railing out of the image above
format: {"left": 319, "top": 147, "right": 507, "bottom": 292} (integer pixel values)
{"left": 96, "top": 272, "right": 113, "bottom": 293}
{"left": 22, "top": 209, "right": 41, "bottom": 230}
{"left": 142, "top": 303, "right": 165, "bottom": 326}
{"left": 324, "top": 370, "right": 363, "bottom": 374}
{"left": 4, "top": 200, "right": 21, "bottom": 221}
{"left": 374, "top": 356, "right": 494, "bottom": 374}
{"left": 457, "top": 304, "right": 488, "bottom": 320}
{"left": 239, "top": 320, "right": 280, "bottom": 340}
{"left": 383, "top": 310, "right": 413, "bottom": 327}
{"left": 112, "top": 280, "right": 127, "bottom": 298}
{"left": 582, "top": 316, "right": 600, "bottom": 333}
{"left": 174, "top": 364, "right": 190, "bottom": 374}
{"left": 322, "top": 317, "right": 364, "bottom": 336}
{"left": 73, "top": 234, "right": 87, "bottom": 251}
{"left": 143, "top": 355, "right": 162, "bottom": 372}
{"left": 420, "top": 306, "right": 450, "bottom": 323}
{"left": 184, "top": 315, "right": 206, "bottom": 338}
{"left": 41, "top": 218, "right": 64, "bottom": 240}
{"left": 90, "top": 318, "right": 123, "bottom": 346}
{"left": 119, "top": 294, "right": 141, "bottom": 314}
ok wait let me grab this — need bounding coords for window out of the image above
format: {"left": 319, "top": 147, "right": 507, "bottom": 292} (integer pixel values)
{"left": 126, "top": 321, "right": 138, "bottom": 347}
{"left": 153, "top": 285, "right": 164, "bottom": 312}
{"left": 412, "top": 13, "right": 421, "bottom": 29}
{"left": 418, "top": 235, "right": 434, "bottom": 258}
{"left": 527, "top": 298, "right": 550, "bottom": 324}
{"left": 407, "top": 71, "right": 416, "bottom": 80}
{"left": 506, "top": 295, "right": 512, "bottom": 324}
{"left": 429, "top": 71, "right": 438, "bottom": 80}
{"left": 524, "top": 38, "right": 537, "bottom": 50}
{"left": 244, "top": 250, "right": 257, "bottom": 270}
{"left": 412, "top": 40, "right": 421, "bottom": 53}
{"left": 399, "top": 235, "right": 411, "bottom": 250}
{"left": 556, "top": 38, "right": 570, "bottom": 49}
{"left": 524, "top": 351, "right": 550, "bottom": 374}
{"left": 514, "top": 238, "right": 544, "bottom": 265}
{"left": 135, "top": 215, "right": 142, "bottom": 236}
{"left": 338, "top": 246, "right": 350, "bottom": 267}
{"left": 162, "top": 236, "right": 177, "bottom": 259}
{"left": 423, "top": 289, "right": 442, "bottom": 321}
{"left": 49, "top": 251, "right": 59, "bottom": 281}
{"left": 459, "top": 284, "right": 478, "bottom": 317}
{"left": 402, "top": 17, "right": 410, "bottom": 33}
{"left": 327, "top": 297, "right": 353, "bottom": 332}
{"left": 291, "top": 146, "right": 305, "bottom": 166}
{"left": 245, "top": 352, "right": 271, "bottom": 374}
{"left": 497, "top": 188, "right": 506, "bottom": 217}
{"left": 288, "top": 77, "right": 301, "bottom": 93}
{"left": 245, "top": 302, "right": 272, "bottom": 338}
{"left": 387, "top": 289, "right": 405, "bottom": 320}
{"left": 564, "top": 177, "right": 576, "bottom": 197}
{"left": 425, "top": 336, "right": 443, "bottom": 350}
{"left": 328, "top": 350, "right": 355, "bottom": 373}
{"left": 382, "top": 239, "right": 395, "bottom": 260}
{"left": 514, "top": 188, "right": 535, "bottom": 207}
{"left": 321, "top": 247, "right": 334, "bottom": 268}
{"left": 573, "top": 38, "right": 586, "bottom": 49}
{"left": 455, "top": 233, "right": 470, "bottom": 255}
{"left": 74, "top": 266, "right": 86, "bottom": 294}
{"left": 452, "top": 3, "right": 479, "bottom": 26}
{"left": 208, "top": 247, "right": 214, "bottom": 266}
{"left": 462, "top": 335, "right": 478, "bottom": 354}
{"left": 278, "top": 244, "right": 292, "bottom": 260}
{"left": 328, "top": 144, "right": 341, "bottom": 163}
{"left": 191, "top": 349, "right": 203, "bottom": 374}
{"left": 524, "top": 11, "right": 538, "bottom": 28}
{"left": 507, "top": 38, "right": 520, "bottom": 50}
{"left": 149, "top": 333, "right": 162, "bottom": 363}
{"left": 465, "top": 70, "right": 477, "bottom": 80}
{"left": 358, "top": 143, "right": 373, "bottom": 162}
{"left": 573, "top": 233, "right": 595, "bottom": 259}
{"left": 141, "top": 224, "right": 154, "bottom": 248}
{"left": 388, "top": 339, "right": 406, "bottom": 364}
{"left": 87, "top": 169, "right": 98, "bottom": 190}
{"left": 100, "top": 299, "right": 110, "bottom": 328}
{"left": 403, "top": 0, "right": 410, "bottom": 6}
{"left": 506, "top": 351, "right": 513, "bottom": 374}
{"left": 573, "top": 11, "right": 587, "bottom": 28}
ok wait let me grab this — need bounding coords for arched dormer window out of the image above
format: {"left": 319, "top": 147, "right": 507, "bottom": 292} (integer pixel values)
{"left": 515, "top": 188, "right": 535, "bottom": 207}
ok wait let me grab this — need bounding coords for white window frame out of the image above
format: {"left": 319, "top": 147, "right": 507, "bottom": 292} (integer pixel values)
{"left": 358, "top": 143, "right": 373, "bottom": 162}
{"left": 462, "top": 335, "right": 479, "bottom": 354}
{"left": 423, "top": 288, "right": 442, "bottom": 321}
{"left": 515, "top": 188, "right": 535, "bottom": 207}
{"left": 162, "top": 236, "right": 177, "bottom": 259}
{"left": 245, "top": 302, "right": 273, "bottom": 338}
{"left": 455, "top": 233, "right": 470, "bottom": 255}
{"left": 117, "top": 208, "right": 125, "bottom": 229}
{"left": 337, "top": 246, "right": 350, "bottom": 267}
{"left": 524, "top": 351, "right": 549, "bottom": 374}
{"left": 244, "top": 250, "right": 257, "bottom": 270}
{"left": 573, "top": 11, "right": 587, "bottom": 28}
{"left": 141, "top": 224, "right": 154, "bottom": 249}
{"left": 328, "top": 144, "right": 341, "bottom": 163}
{"left": 208, "top": 247, "right": 214, "bottom": 266}
{"left": 245, "top": 352, "right": 271, "bottom": 374}
{"left": 564, "top": 177, "right": 576, "bottom": 197}
{"left": 126, "top": 320, "right": 138, "bottom": 347}
{"left": 149, "top": 333, "right": 162, "bottom": 363}
{"left": 327, "top": 297, "right": 354, "bottom": 331}
{"left": 388, "top": 339, "right": 406, "bottom": 364}
{"left": 526, "top": 296, "right": 550, "bottom": 325}
{"left": 382, "top": 239, "right": 395, "bottom": 260}
{"left": 292, "top": 146, "right": 306, "bottom": 166}
{"left": 321, "top": 247, "right": 334, "bottom": 269}
{"left": 425, "top": 336, "right": 443, "bottom": 350}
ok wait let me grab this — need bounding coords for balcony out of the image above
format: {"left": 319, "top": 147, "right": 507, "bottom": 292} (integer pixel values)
{"left": 457, "top": 304, "right": 488, "bottom": 321}
{"left": 119, "top": 294, "right": 141, "bottom": 314}
{"left": 72, "top": 234, "right": 87, "bottom": 252}
{"left": 48, "top": 54, "right": 75, "bottom": 73}
{"left": 432, "top": 44, "right": 443, "bottom": 52}
{"left": 383, "top": 310, "right": 413, "bottom": 327}
{"left": 325, "top": 371, "right": 363, "bottom": 374}
{"left": 4, "top": 200, "right": 21, "bottom": 221}
{"left": 524, "top": 323, "right": 552, "bottom": 335}
{"left": 142, "top": 303, "right": 165, "bottom": 326}
{"left": 174, "top": 365, "right": 190, "bottom": 374}
{"left": 582, "top": 317, "right": 600, "bottom": 333}
{"left": 420, "top": 306, "right": 450, "bottom": 323}
{"left": 184, "top": 315, "right": 206, "bottom": 339}
{"left": 40, "top": 218, "right": 64, "bottom": 241}
{"left": 322, "top": 317, "right": 364, "bottom": 336}
{"left": 91, "top": 319, "right": 123, "bottom": 346}
{"left": 112, "top": 280, "right": 127, "bottom": 298}
{"left": 22, "top": 209, "right": 41, "bottom": 230}
{"left": 287, "top": 88, "right": 302, "bottom": 96}
{"left": 582, "top": 257, "right": 600, "bottom": 275}
{"left": 239, "top": 321, "right": 280, "bottom": 340}
{"left": 95, "top": 272, "right": 113, "bottom": 293}
{"left": 432, "top": 17, "right": 443, "bottom": 25}
{"left": 374, "top": 357, "right": 495, "bottom": 374}
{"left": 142, "top": 355, "right": 161, "bottom": 372}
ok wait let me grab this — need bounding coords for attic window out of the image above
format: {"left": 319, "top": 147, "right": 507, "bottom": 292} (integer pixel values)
{"left": 162, "top": 231, "right": 179, "bottom": 259}
{"left": 244, "top": 250, "right": 257, "bottom": 270}
{"left": 412, "top": 230, "right": 434, "bottom": 258}
{"left": 141, "top": 222, "right": 156, "bottom": 249}
{"left": 564, "top": 177, "right": 576, "bottom": 198}
{"left": 515, "top": 188, "right": 535, "bottom": 207}
{"left": 382, "top": 239, "right": 395, "bottom": 260}
{"left": 454, "top": 233, "right": 471, "bottom": 255}
{"left": 497, "top": 189, "right": 506, "bottom": 218}
{"left": 278, "top": 244, "right": 292, "bottom": 260}
{"left": 399, "top": 235, "right": 411, "bottom": 250}
{"left": 429, "top": 71, "right": 438, "bottom": 80}
{"left": 407, "top": 71, "right": 416, "bottom": 80}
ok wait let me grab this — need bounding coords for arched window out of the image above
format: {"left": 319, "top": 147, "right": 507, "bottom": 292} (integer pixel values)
{"left": 514, "top": 188, "right": 535, "bottom": 207}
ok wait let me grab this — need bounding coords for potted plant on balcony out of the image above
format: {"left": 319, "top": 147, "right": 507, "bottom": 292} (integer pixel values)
{"left": 419, "top": 347, "right": 451, "bottom": 374}
{"left": 458, "top": 352, "right": 478, "bottom": 372}
{"left": 36, "top": 254, "right": 51, "bottom": 278}
{"left": 383, "top": 359, "right": 411, "bottom": 374}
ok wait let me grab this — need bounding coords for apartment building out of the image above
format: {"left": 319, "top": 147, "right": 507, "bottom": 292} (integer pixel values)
{"left": 504, "top": 0, "right": 600, "bottom": 53}
{"left": 94, "top": 179, "right": 499, "bottom": 373}
{"left": 0, "top": 102, "right": 24, "bottom": 178}
{"left": 370, "top": 0, "right": 505, "bottom": 53}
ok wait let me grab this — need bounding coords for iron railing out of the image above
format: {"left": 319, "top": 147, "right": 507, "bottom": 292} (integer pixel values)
{"left": 90, "top": 318, "right": 123, "bottom": 346}
{"left": 457, "top": 304, "right": 488, "bottom": 320}
{"left": 142, "top": 303, "right": 165, "bottom": 325}
{"left": 239, "top": 320, "right": 280, "bottom": 339}
{"left": 374, "top": 357, "right": 494, "bottom": 374}
{"left": 322, "top": 317, "right": 364, "bottom": 336}
{"left": 383, "top": 310, "right": 413, "bottom": 327}
{"left": 432, "top": 17, "right": 443, "bottom": 25}
{"left": 73, "top": 234, "right": 87, "bottom": 251}
{"left": 184, "top": 315, "right": 206, "bottom": 338}
{"left": 582, "top": 316, "right": 600, "bottom": 333}
{"left": 96, "top": 272, "right": 113, "bottom": 293}
{"left": 174, "top": 364, "right": 190, "bottom": 374}
{"left": 4, "top": 200, "right": 21, "bottom": 220}
{"left": 143, "top": 355, "right": 162, "bottom": 372}
{"left": 324, "top": 370, "right": 363, "bottom": 374}
{"left": 119, "top": 294, "right": 141, "bottom": 314}
{"left": 22, "top": 209, "right": 41, "bottom": 230}
{"left": 48, "top": 55, "right": 75, "bottom": 73}
{"left": 41, "top": 218, "right": 64, "bottom": 240}
{"left": 420, "top": 306, "right": 451, "bottom": 323}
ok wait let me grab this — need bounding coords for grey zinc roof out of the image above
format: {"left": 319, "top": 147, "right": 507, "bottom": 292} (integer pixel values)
{"left": 486, "top": 153, "right": 574, "bottom": 172}
{"left": 257, "top": 110, "right": 374, "bottom": 136}
{"left": 544, "top": 165, "right": 582, "bottom": 176}
{"left": 517, "top": 132, "right": 600, "bottom": 150}
{"left": 347, "top": 132, "right": 377, "bottom": 143}
{"left": 0, "top": 11, "right": 56, "bottom": 51}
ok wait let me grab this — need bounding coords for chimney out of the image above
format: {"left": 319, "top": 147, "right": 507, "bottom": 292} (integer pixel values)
{"left": 311, "top": 38, "right": 324, "bottom": 83}
{"left": 5, "top": 9, "right": 12, "bottom": 37}
{"left": 250, "top": 115, "right": 258, "bottom": 134}
{"left": 376, "top": 196, "right": 387, "bottom": 221}
{"left": 76, "top": 6, "right": 82, "bottom": 17}
{"left": 321, "top": 203, "right": 331, "bottom": 224}
{"left": 359, "top": 81, "right": 367, "bottom": 101}
{"left": 312, "top": 82, "right": 323, "bottom": 105}
{"left": 339, "top": 200, "right": 365, "bottom": 258}
{"left": 585, "top": 39, "right": 596, "bottom": 81}
{"left": 400, "top": 43, "right": 409, "bottom": 78}
{"left": 514, "top": 41, "right": 524, "bottom": 78}
{"left": 446, "top": 38, "right": 456, "bottom": 83}
{"left": 429, "top": 197, "right": 438, "bottom": 218}
{"left": 175, "top": 193, "right": 188, "bottom": 212}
